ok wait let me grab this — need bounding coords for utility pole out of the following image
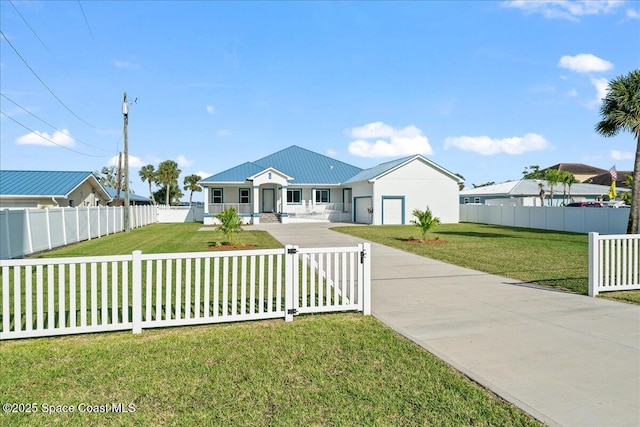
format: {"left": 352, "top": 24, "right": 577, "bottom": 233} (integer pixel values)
{"left": 115, "top": 152, "right": 123, "bottom": 206}
{"left": 122, "top": 92, "right": 130, "bottom": 232}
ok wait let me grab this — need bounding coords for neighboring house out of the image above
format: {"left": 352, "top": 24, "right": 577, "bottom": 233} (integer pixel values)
{"left": 540, "top": 163, "right": 608, "bottom": 183}
{"left": 103, "top": 187, "right": 153, "bottom": 205}
{"left": 583, "top": 170, "right": 633, "bottom": 188}
{"left": 459, "top": 179, "right": 629, "bottom": 206}
{"left": 200, "top": 145, "right": 463, "bottom": 225}
{"left": 0, "top": 170, "right": 112, "bottom": 209}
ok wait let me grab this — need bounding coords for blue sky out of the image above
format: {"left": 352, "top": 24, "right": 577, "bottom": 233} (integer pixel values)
{"left": 1, "top": 1, "right": 638, "bottom": 201}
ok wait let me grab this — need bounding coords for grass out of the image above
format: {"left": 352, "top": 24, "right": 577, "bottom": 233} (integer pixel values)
{"left": 0, "top": 313, "right": 540, "bottom": 426}
{"left": 333, "top": 223, "right": 640, "bottom": 304}
{"left": 34, "top": 223, "right": 283, "bottom": 257}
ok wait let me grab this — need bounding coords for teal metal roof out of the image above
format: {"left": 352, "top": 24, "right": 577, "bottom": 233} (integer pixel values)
{"left": 104, "top": 187, "right": 151, "bottom": 203}
{"left": 344, "top": 156, "right": 413, "bottom": 184}
{"left": 0, "top": 170, "right": 99, "bottom": 196}
{"left": 201, "top": 146, "right": 363, "bottom": 185}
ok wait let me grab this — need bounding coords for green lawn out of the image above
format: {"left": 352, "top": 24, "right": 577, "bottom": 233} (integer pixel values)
{"left": 333, "top": 223, "right": 640, "bottom": 304}
{"left": 0, "top": 222, "right": 541, "bottom": 426}
{"left": 0, "top": 314, "right": 539, "bottom": 426}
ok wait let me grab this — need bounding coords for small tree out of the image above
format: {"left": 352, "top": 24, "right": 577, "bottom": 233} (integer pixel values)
{"left": 410, "top": 206, "right": 440, "bottom": 242}
{"left": 183, "top": 174, "right": 202, "bottom": 207}
{"left": 216, "top": 208, "right": 242, "bottom": 244}
{"left": 545, "top": 169, "right": 561, "bottom": 206}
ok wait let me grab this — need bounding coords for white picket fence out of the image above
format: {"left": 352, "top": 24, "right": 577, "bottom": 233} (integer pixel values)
{"left": 588, "top": 232, "right": 640, "bottom": 296}
{"left": 0, "top": 205, "right": 157, "bottom": 260}
{"left": 0, "top": 243, "right": 371, "bottom": 340}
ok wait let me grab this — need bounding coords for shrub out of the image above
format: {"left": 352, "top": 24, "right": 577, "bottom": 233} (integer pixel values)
{"left": 216, "top": 208, "right": 243, "bottom": 243}
{"left": 410, "top": 206, "right": 440, "bottom": 242}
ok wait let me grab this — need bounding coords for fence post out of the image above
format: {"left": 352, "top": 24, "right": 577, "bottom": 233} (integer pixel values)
{"left": 284, "top": 245, "right": 295, "bottom": 322}
{"left": 360, "top": 243, "right": 372, "bottom": 315}
{"left": 132, "top": 250, "right": 143, "bottom": 333}
{"left": 588, "top": 232, "right": 599, "bottom": 297}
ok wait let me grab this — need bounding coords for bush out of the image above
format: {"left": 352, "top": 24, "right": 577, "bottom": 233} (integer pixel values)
{"left": 216, "top": 208, "right": 243, "bottom": 243}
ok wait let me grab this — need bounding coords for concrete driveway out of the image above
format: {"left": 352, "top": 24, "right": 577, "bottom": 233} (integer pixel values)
{"left": 252, "top": 222, "right": 640, "bottom": 427}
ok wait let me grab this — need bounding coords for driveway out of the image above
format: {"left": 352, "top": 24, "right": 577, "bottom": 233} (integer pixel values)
{"left": 252, "top": 222, "right": 640, "bottom": 427}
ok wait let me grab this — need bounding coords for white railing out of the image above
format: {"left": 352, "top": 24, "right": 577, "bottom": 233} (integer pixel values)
{"left": 287, "top": 203, "right": 353, "bottom": 222}
{"left": 0, "top": 243, "right": 371, "bottom": 339}
{"left": 0, "top": 205, "right": 158, "bottom": 260}
{"left": 208, "top": 204, "right": 252, "bottom": 215}
{"left": 588, "top": 232, "right": 640, "bottom": 296}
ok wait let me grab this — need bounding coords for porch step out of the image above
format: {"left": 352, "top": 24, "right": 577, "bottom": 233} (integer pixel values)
{"left": 259, "top": 213, "right": 281, "bottom": 223}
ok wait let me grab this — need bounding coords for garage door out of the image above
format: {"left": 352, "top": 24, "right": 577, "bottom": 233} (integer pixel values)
{"left": 354, "top": 197, "right": 372, "bottom": 224}
{"left": 382, "top": 197, "right": 403, "bottom": 225}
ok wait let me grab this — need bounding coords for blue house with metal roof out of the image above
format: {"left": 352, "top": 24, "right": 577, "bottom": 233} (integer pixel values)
{"left": 0, "top": 170, "right": 112, "bottom": 208}
{"left": 200, "top": 145, "right": 463, "bottom": 225}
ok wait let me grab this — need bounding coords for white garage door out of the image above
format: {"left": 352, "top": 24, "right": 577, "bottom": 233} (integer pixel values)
{"left": 355, "top": 197, "right": 372, "bottom": 224}
{"left": 382, "top": 198, "right": 403, "bottom": 225}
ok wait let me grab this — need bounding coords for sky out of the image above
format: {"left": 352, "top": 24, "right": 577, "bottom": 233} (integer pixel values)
{"left": 1, "top": 0, "right": 639, "bottom": 202}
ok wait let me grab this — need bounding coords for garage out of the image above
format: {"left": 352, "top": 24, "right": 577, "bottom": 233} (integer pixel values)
{"left": 354, "top": 197, "right": 372, "bottom": 224}
{"left": 382, "top": 197, "right": 404, "bottom": 225}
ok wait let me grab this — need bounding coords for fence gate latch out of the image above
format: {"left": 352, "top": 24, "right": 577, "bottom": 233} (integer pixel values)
{"left": 287, "top": 248, "right": 298, "bottom": 254}
{"left": 360, "top": 250, "right": 366, "bottom": 264}
{"left": 287, "top": 308, "right": 298, "bottom": 315}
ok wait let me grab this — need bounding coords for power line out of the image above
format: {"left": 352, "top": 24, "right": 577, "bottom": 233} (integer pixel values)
{"left": 77, "top": 1, "right": 95, "bottom": 40}
{"left": 0, "top": 93, "right": 109, "bottom": 151}
{"left": 0, "top": 30, "right": 97, "bottom": 129}
{"left": 0, "top": 111, "right": 108, "bottom": 158}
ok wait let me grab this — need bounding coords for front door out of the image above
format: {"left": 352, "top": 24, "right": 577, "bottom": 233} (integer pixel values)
{"left": 262, "top": 188, "right": 275, "bottom": 212}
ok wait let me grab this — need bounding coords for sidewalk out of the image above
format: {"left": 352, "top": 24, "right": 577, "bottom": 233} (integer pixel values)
{"left": 253, "top": 222, "right": 640, "bottom": 427}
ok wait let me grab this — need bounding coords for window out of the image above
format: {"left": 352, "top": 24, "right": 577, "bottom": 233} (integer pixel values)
{"left": 239, "top": 188, "right": 250, "bottom": 204}
{"left": 463, "top": 198, "right": 469, "bottom": 204}
{"left": 315, "top": 189, "right": 330, "bottom": 203}
{"left": 69, "top": 200, "right": 75, "bottom": 207}
{"left": 211, "top": 188, "right": 223, "bottom": 204}
{"left": 287, "top": 189, "right": 302, "bottom": 204}
{"left": 474, "top": 197, "right": 481, "bottom": 204}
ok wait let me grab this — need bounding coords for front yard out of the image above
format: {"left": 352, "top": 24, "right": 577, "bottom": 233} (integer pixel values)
{"left": 334, "top": 223, "right": 640, "bottom": 304}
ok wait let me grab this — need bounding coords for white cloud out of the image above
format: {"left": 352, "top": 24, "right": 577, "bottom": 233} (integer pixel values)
{"left": 195, "top": 171, "right": 211, "bottom": 180}
{"left": 567, "top": 89, "right": 579, "bottom": 97}
{"left": 558, "top": 54, "right": 613, "bottom": 73}
{"left": 503, "top": 1, "right": 625, "bottom": 21}
{"left": 206, "top": 105, "right": 216, "bottom": 115}
{"left": 444, "top": 133, "right": 550, "bottom": 155}
{"left": 627, "top": 9, "right": 640, "bottom": 19}
{"left": 217, "top": 129, "right": 231, "bottom": 137}
{"left": 176, "top": 155, "right": 193, "bottom": 167}
{"left": 588, "top": 77, "right": 610, "bottom": 108}
{"left": 347, "top": 122, "right": 433, "bottom": 158}
{"left": 611, "top": 150, "right": 634, "bottom": 160}
{"left": 107, "top": 155, "right": 146, "bottom": 168}
{"left": 114, "top": 60, "right": 140, "bottom": 69}
{"left": 16, "top": 129, "right": 75, "bottom": 147}
{"left": 326, "top": 149, "right": 337, "bottom": 157}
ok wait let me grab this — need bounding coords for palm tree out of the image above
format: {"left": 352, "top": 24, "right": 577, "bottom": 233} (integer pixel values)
{"left": 595, "top": 69, "right": 640, "bottom": 234}
{"left": 139, "top": 164, "right": 156, "bottom": 204}
{"left": 538, "top": 182, "right": 546, "bottom": 207}
{"left": 183, "top": 174, "right": 202, "bottom": 207}
{"left": 155, "top": 160, "right": 181, "bottom": 206}
{"left": 410, "top": 206, "right": 440, "bottom": 242}
{"left": 559, "top": 171, "right": 577, "bottom": 206}
{"left": 545, "top": 169, "right": 561, "bottom": 206}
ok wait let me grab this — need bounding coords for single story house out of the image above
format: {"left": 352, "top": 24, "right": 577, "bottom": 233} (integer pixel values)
{"left": 540, "top": 163, "right": 608, "bottom": 183}
{"left": 0, "top": 170, "right": 112, "bottom": 209}
{"left": 200, "top": 145, "right": 463, "bottom": 225}
{"left": 459, "top": 179, "right": 629, "bottom": 206}
{"left": 104, "top": 187, "right": 153, "bottom": 205}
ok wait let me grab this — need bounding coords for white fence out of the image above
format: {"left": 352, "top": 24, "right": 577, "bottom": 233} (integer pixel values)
{"left": 588, "top": 233, "right": 640, "bottom": 296}
{"left": 0, "top": 206, "right": 157, "bottom": 260}
{"left": 157, "top": 205, "right": 204, "bottom": 223}
{"left": 460, "top": 204, "right": 630, "bottom": 234}
{"left": 288, "top": 203, "right": 353, "bottom": 222}
{"left": 0, "top": 243, "right": 371, "bottom": 340}
{"left": 0, "top": 206, "right": 158, "bottom": 259}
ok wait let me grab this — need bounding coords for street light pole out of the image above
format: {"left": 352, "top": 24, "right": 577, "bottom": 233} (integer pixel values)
{"left": 122, "top": 92, "right": 130, "bottom": 232}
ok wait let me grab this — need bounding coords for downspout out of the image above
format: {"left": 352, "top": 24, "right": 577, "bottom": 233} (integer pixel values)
{"left": 51, "top": 197, "right": 59, "bottom": 207}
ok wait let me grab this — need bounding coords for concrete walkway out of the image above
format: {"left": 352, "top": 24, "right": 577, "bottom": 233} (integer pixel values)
{"left": 252, "top": 222, "right": 640, "bottom": 427}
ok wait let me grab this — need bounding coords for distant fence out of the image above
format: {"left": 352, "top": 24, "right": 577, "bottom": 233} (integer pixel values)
{"left": 588, "top": 233, "right": 640, "bottom": 296}
{"left": 0, "top": 206, "right": 157, "bottom": 260}
{"left": 460, "top": 204, "right": 630, "bottom": 234}
{"left": 0, "top": 243, "right": 371, "bottom": 340}
{"left": 157, "top": 205, "right": 204, "bottom": 223}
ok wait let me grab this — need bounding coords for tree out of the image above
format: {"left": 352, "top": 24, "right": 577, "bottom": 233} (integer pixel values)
{"left": 545, "top": 169, "right": 561, "bottom": 206}
{"left": 595, "top": 69, "right": 640, "bottom": 234}
{"left": 139, "top": 164, "right": 157, "bottom": 204}
{"left": 410, "top": 206, "right": 440, "bottom": 242}
{"left": 216, "top": 208, "right": 243, "bottom": 244}
{"left": 538, "top": 182, "right": 546, "bottom": 207}
{"left": 559, "top": 171, "right": 577, "bottom": 205}
{"left": 454, "top": 173, "right": 465, "bottom": 191}
{"left": 523, "top": 165, "right": 545, "bottom": 179}
{"left": 153, "top": 184, "right": 183, "bottom": 206}
{"left": 183, "top": 174, "right": 202, "bottom": 207}
{"left": 621, "top": 174, "right": 634, "bottom": 205}
{"left": 155, "top": 160, "right": 181, "bottom": 205}
{"left": 94, "top": 166, "right": 119, "bottom": 188}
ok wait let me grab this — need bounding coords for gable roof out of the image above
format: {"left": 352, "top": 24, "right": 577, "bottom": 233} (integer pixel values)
{"left": 541, "top": 163, "right": 608, "bottom": 177}
{"left": 583, "top": 171, "right": 633, "bottom": 187}
{"left": 0, "top": 170, "right": 111, "bottom": 200}
{"left": 460, "top": 179, "right": 629, "bottom": 197}
{"left": 344, "top": 154, "right": 464, "bottom": 184}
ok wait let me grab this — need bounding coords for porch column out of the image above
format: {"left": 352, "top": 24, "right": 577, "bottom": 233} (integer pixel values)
{"left": 252, "top": 185, "right": 260, "bottom": 224}
{"left": 311, "top": 188, "right": 316, "bottom": 210}
{"left": 280, "top": 185, "right": 289, "bottom": 224}
{"left": 203, "top": 187, "right": 209, "bottom": 214}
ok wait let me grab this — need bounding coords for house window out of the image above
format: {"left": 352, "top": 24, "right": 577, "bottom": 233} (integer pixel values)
{"left": 474, "top": 197, "right": 481, "bottom": 204}
{"left": 287, "top": 189, "right": 302, "bottom": 204}
{"left": 210, "top": 188, "right": 223, "bottom": 204}
{"left": 69, "top": 200, "right": 75, "bottom": 207}
{"left": 239, "top": 188, "right": 250, "bottom": 204}
{"left": 315, "top": 189, "right": 330, "bottom": 203}
{"left": 463, "top": 198, "right": 469, "bottom": 204}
